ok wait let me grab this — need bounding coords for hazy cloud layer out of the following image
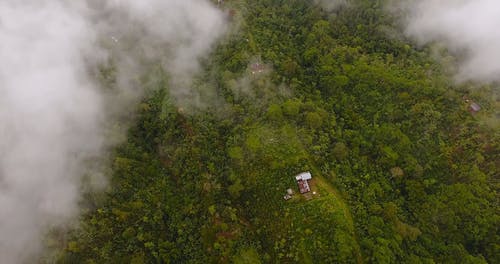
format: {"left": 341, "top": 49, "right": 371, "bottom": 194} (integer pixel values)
{"left": 90, "top": 0, "right": 227, "bottom": 105}
{"left": 0, "top": 0, "right": 226, "bottom": 263}
{"left": 402, "top": 0, "right": 500, "bottom": 82}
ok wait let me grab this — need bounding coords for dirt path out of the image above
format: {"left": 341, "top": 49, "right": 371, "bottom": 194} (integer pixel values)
{"left": 313, "top": 173, "right": 364, "bottom": 264}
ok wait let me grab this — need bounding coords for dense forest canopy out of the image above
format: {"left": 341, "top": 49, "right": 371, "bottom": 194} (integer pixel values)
{"left": 49, "top": 0, "right": 498, "bottom": 263}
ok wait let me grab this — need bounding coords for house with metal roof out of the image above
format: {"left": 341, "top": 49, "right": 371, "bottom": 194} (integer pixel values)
{"left": 469, "top": 102, "right": 481, "bottom": 113}
{"left": 295, "top": 172, "right": 312, "bottom": 194}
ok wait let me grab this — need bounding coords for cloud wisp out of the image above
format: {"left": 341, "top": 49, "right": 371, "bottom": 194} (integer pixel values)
{"left": 0, "top": 0, "right": 226, "bottom": 263}
{"left": 402, "top": 0, "right": 500, "bottom": 83}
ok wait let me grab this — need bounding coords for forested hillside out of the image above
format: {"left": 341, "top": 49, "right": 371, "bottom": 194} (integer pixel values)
{"left": 54, "top": 0, "right": 499, "bottom": 263}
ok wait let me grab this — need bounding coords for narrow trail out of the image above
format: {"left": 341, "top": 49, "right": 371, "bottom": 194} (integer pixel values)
{"left": 312, "top": 169, "right": 364, "bottom": 264}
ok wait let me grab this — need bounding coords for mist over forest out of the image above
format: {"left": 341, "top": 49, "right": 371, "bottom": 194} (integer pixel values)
{"left": 0, "top": 0, "right": 498, "bottom": 263}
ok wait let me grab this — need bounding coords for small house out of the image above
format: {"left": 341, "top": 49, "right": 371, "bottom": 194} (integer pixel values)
{"left": 283, "top": 188, "right": 294, "bottom": 201}
{"left": 469, "top": 102, "right": 481, "bottom": 113}
{"left": 250, "top": 63, "right": 265, "bottom": 74}
{"left": 295, "top": 172, "right": 312, "bottom": 194}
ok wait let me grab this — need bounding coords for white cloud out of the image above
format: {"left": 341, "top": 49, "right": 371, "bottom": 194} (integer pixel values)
{"left": 0, "top": 0, "right": 226, "bottom": 262}
{"left": 403, "top": 0, "right": 500, "bottom": 82}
